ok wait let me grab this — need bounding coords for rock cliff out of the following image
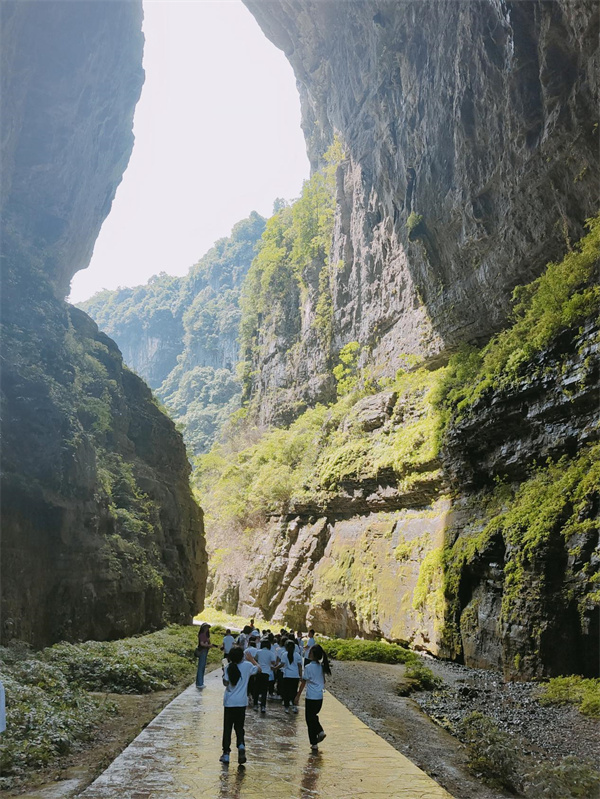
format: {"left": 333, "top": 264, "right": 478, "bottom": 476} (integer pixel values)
{"left": 0, "top": 0, "right": 206, "bottom": 646}
{"left": 203, "top": 0, "right": 599, "bottom": 678}
{"left": 243, "top": 0, "right": 599, "bottom": 412}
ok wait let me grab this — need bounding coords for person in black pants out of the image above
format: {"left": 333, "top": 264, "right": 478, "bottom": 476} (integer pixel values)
{"left": 295, "top": 644, "right": 331, "bottom": 751}
{"left": 220, "top": 647, "right": 259, "bottom": 765}
{"left": 281, "top": 639, "right": 303, "bottom": 713}
{"left": 253, "top": 639, "right": 278, "bottom": 713}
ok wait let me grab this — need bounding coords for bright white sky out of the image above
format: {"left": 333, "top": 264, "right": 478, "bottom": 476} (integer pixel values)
{"left": 69, "top": 0, "right": 309, "bottom": 303}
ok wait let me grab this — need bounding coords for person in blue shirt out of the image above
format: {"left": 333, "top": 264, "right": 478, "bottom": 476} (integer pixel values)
{"left": 220, "top": 647, "right": 260, "bottom": 765}
{"left": 295, "top": 644, "right": 331, "bottom": 752}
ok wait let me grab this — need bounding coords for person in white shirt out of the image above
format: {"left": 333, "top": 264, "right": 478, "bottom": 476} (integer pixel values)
{"left": 281, "top": 639, "right": 303, "bottom": 713}
{"left": 245, "top": 635, "right": 260, "bottom": 703}
{"left": 220, "top": 647, "right": 260, "bottom": 765}
{"left": 273, "top": 637, "right": 287, "bottom": 698}
{"left": 303, "top": 629, "right": 316, "bottom": 665}
{"left": 221, "top": 629, "right": 235, "bottom": 658}
{"left": 253, "top": 639, "right": 279, "bottom": 713}
{"left": 236, "top": 625, "right": 252, "bottom": 650}
{"left": 295, "top": 644, "right": 331, "bottom": 752}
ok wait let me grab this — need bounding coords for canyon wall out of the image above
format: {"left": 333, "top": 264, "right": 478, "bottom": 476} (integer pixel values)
{"left": 243, "top": 0, "right": 598, "bottom": 414}
{"left": 0, "top": 0, "right": 206, "bottom": 646}
{"left": 202, "top": 0, "right": 599, "bottom": 678}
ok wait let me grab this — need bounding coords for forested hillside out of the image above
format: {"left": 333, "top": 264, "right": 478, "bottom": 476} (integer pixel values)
{"left": 80, "top": 213, "right": 265, "bottom": 456}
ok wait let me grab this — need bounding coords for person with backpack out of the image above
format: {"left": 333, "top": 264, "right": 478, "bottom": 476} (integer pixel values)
{"left": 295, "top": 644, "right": 331, "bottom": 752}
{"left": 220, "top": 647, "right": 260, "bottom": 765}
{"left": 236, "top": 625, "right": 252, "bottom": 650}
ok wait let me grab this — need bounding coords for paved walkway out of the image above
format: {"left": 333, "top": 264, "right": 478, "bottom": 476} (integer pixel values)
{"left": 79, "top": 669, "right": 453, "bottom": 799}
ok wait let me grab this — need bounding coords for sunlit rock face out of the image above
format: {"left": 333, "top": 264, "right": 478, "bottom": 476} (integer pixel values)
{"left": 211, "top": 0, "right": 600, "bottom": 678}
{"left": 1, "top": 1, "right": 207, "bottom": 646}
{"left": 245, "top": 0, "right": 598, "bottom": 366}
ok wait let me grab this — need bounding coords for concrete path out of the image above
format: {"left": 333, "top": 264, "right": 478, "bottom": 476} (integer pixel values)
{"left": 78, "top": 669, "right": 453, "bottom": 799}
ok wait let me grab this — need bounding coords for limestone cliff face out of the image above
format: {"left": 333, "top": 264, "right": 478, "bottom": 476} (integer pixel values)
{"left": 1, "top": 0, "right": 145, "bottom": 299}
{"left": 1, "top": 1, "right": 206, "bottom": 646}
{"left": 206, "top": 0, "right": 599, "bottom": 678}
{"left": 209, "top": 323, "right": 599, "bottom": 677}
{"left": 244, "top": 0, "right": 598, "bottom": 402}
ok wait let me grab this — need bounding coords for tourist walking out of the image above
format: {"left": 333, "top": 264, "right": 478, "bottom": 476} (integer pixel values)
{"left": 236, "top": 625, "right": 252, "bottom": 649}
{"left": 295, "top": 644, "right": 331, "bottom": 751}
{"left": 220, "top": 647, "right": 260, "bottom": 765}
{"left": 222, "top": 629, "right": 235, "bottom": 659}
{"left": 253, "top": 639, "right": 279, "bottom": 713}
{"left": 245, "top": 634, "right": 260, "bottom": 701}
{"left": 303, "top": 628, "right": 316, "bottom": 665}
{"left": 195, "top": 622, "right": 217, "bottom": 689}
{"left": 281, "top": 639, "right": 303, "bottom": 713}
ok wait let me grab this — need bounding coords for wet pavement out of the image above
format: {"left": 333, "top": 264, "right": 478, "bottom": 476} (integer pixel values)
{"left": 78, "top": 669, "right": 453, "bottom": 799}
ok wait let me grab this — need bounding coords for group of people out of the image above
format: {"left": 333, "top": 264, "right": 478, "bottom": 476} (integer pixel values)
{"left": 195, "top": 620, "right": 331, "bottom": 766}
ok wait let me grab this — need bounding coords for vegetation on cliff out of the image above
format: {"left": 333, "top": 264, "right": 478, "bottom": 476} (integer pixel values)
{"left": 197, "top": 208, "right": 598, "bottom": 678}
{"left": 441, "top": 443, "right": 599, "bottom": 666}
{"left": 239, "top": 137, "right": 343, "bottom": 400}
{"left": 436, "top": 214, "right": 600, "bottom": 424}
{"left": 2, "top": 290, "right": 203, "bottom": 646}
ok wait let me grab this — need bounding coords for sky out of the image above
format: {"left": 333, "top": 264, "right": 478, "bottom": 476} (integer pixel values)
{"left": 69, "top": 0, "right": 309, "bottom": 303}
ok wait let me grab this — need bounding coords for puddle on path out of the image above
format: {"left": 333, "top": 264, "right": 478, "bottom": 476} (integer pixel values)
{"left": 78, "top": 670, "right": 453, "bottom": 799}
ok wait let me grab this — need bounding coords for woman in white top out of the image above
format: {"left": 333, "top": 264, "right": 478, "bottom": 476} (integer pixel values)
{"left": 295, "top": 644, "right": 331, "bottom": 752}
{"left": 281, "top": 639, "right": 303, "bottom": 713}
{"left": 221, "top": 647, "right": 260, "bottom": 765}
{"left": 253, "top": 639, "right": 279, "bottom": 713}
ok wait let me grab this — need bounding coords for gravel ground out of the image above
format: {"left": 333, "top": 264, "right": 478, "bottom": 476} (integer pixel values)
{"left": 413, "top": 656, "right": 599, "bottom": 764}
{"left": 327, "top": 657, "right": 599, "bottom": 799}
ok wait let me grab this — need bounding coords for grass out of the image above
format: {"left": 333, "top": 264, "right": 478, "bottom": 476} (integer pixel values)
{"left": 0, "top": 625, "right": 221, "bottom": 784}
{"left": 321, "top": 637, "right": 418, "bottom": 665}
{"left": 538, "top": 676, "right": 600, "bottom": 718}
